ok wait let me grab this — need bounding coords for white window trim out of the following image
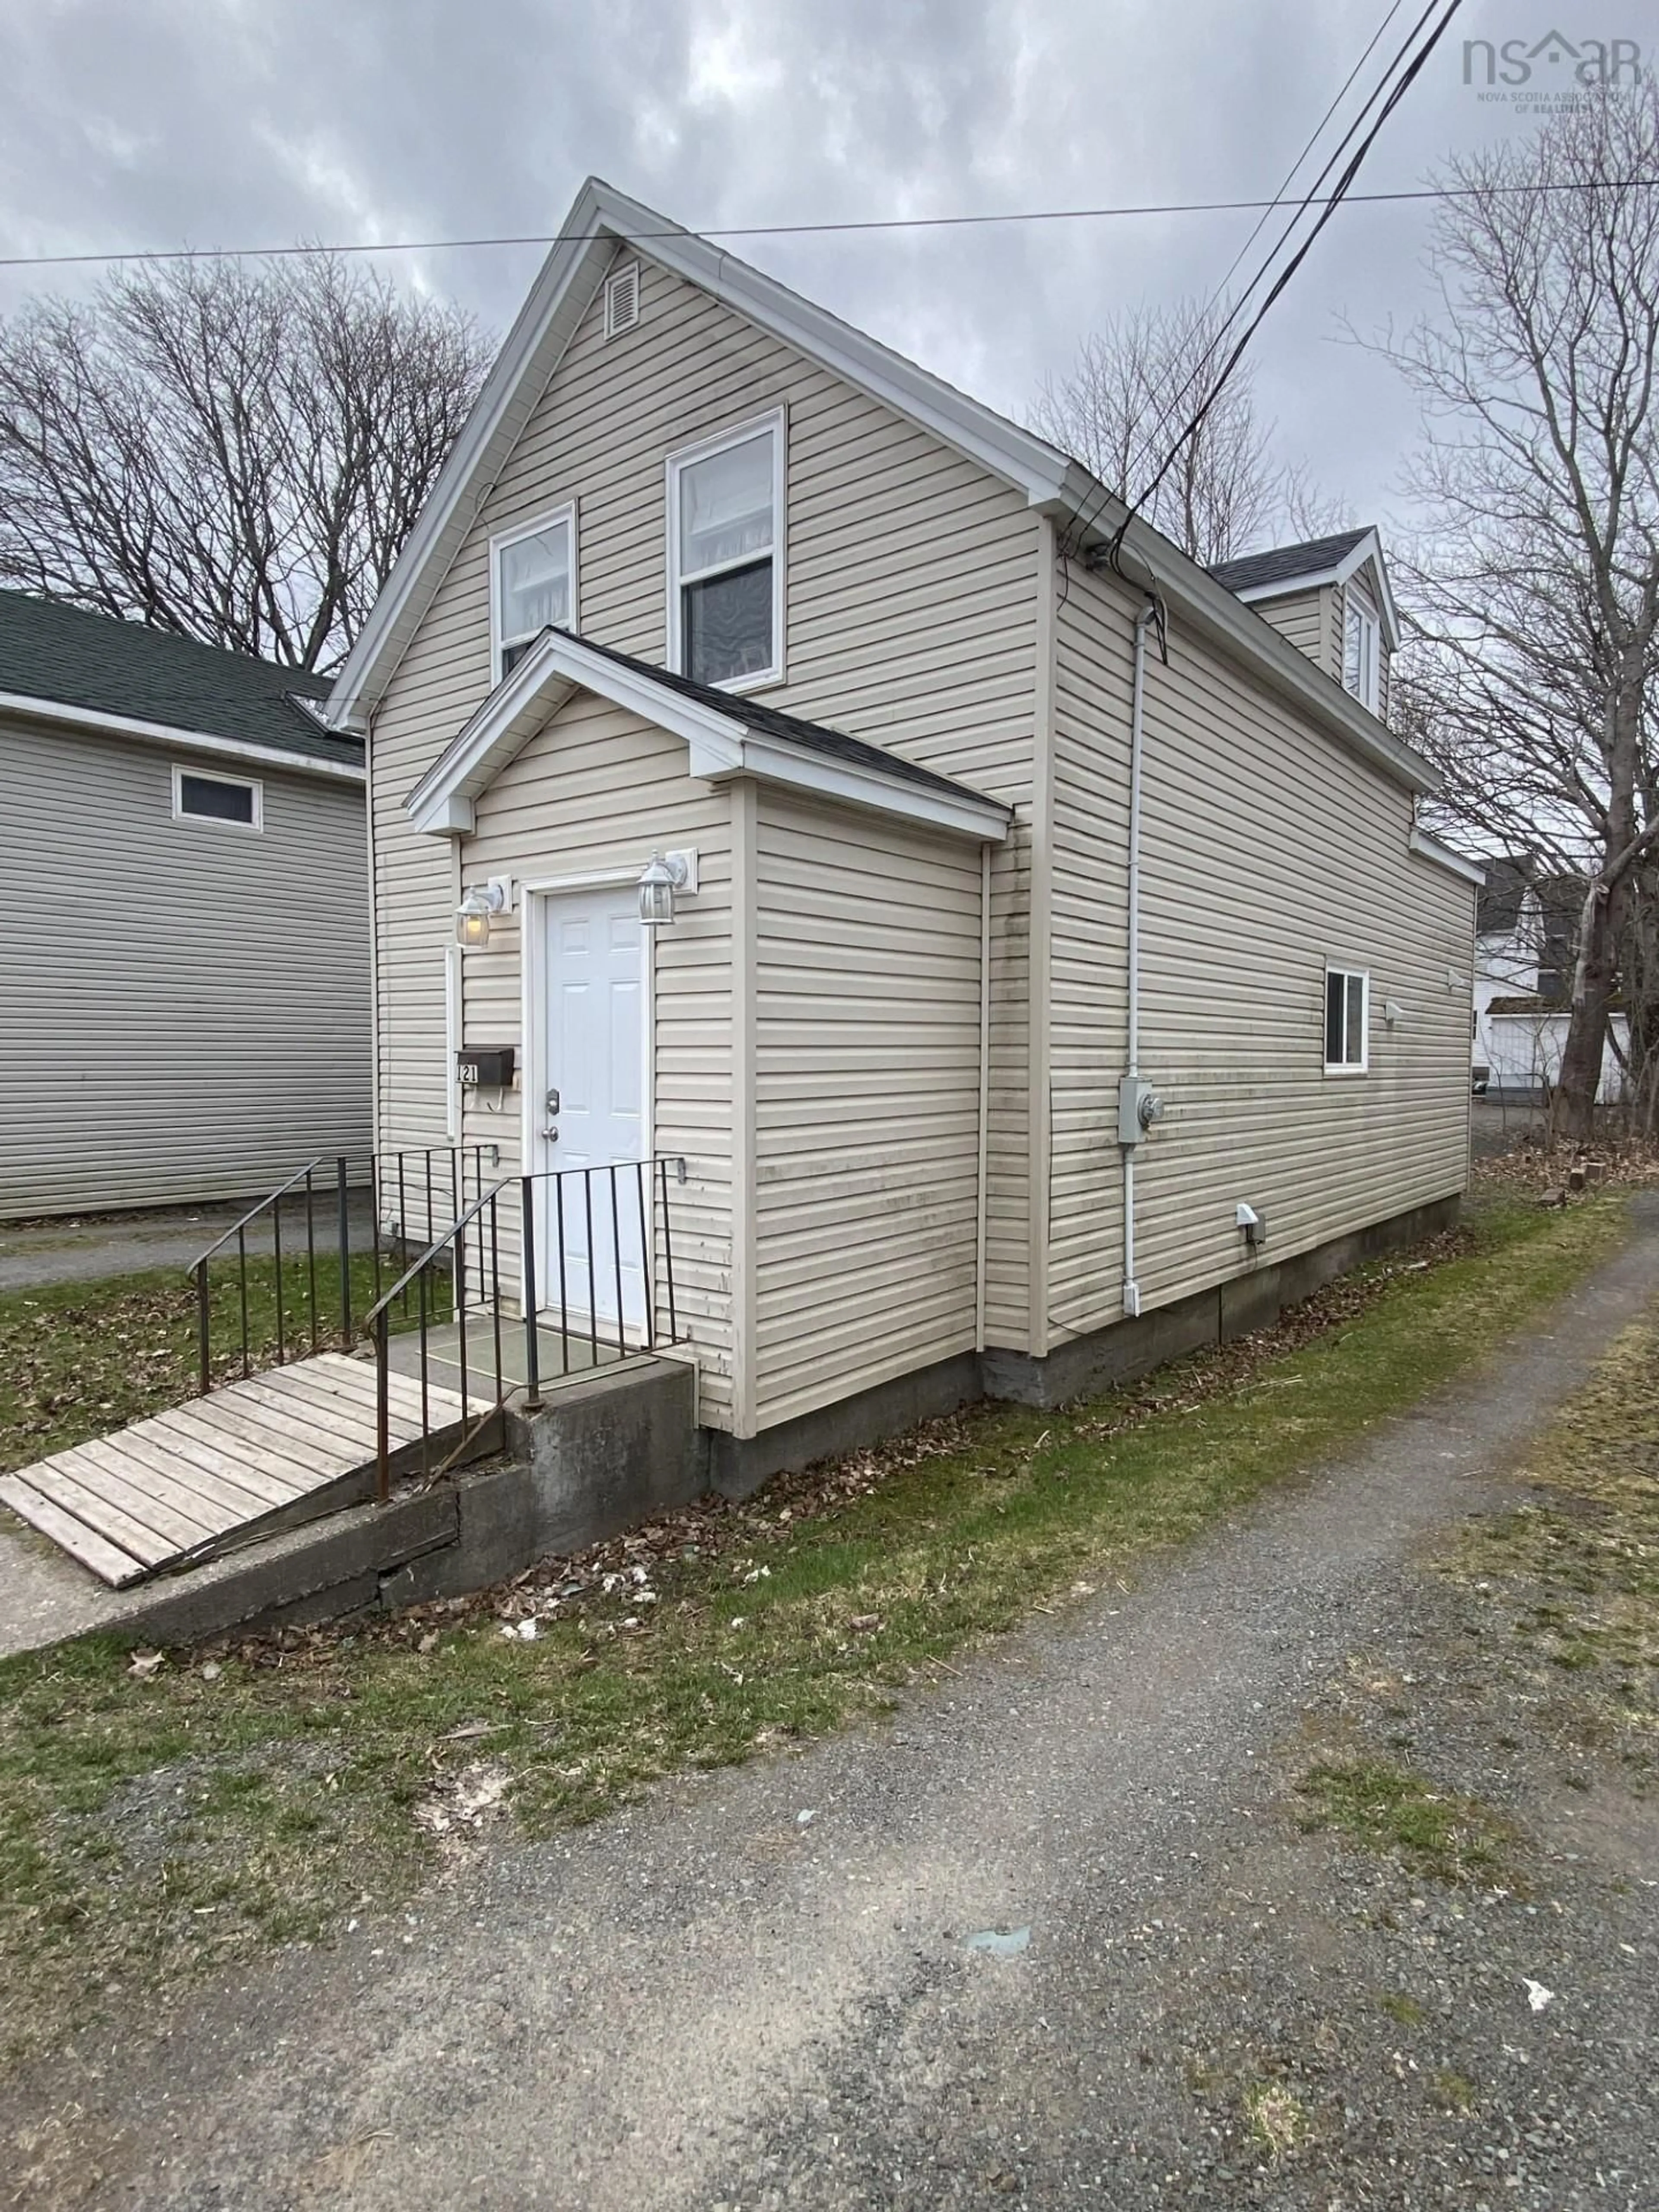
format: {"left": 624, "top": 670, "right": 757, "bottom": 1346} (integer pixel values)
{"left": 172, "top": 761, "right": 263, "bottom": 831}
{"left": 665, "top": 406, "right": 786, "bottom": 694}
{"left": 489, "top": 500, "right": 578, "bottom": 685}
{"left": 1344, "top": 600, "right": 1380, "bottom": 714}
{"left": 1324, "top": 966, "right": 1370, "bottom": 1074}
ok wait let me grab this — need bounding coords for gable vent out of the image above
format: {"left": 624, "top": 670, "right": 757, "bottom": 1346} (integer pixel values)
{"left": 604, "top": 260, "right": 641, "bottom": 340}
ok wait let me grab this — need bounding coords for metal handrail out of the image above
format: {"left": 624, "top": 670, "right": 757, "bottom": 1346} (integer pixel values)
{"left": 189, "top": 1144, "right": 489, "bottom": 1399}
{"left": 363, "top": 1176, "right": 511, "bottom": 1331}
{"left": 188, "top": 1157, "right": 327, "bottom": 1269}
{"left": 364, "top": 1156, "right": 688, "bottom": 1503}
{"left": 366, "top": 1175, "right": 512, "bottom": 1501}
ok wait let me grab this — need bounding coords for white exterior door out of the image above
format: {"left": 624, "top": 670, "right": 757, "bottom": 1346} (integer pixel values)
{"left": 536, "top": 885, "right": 647, "bottom": 1333}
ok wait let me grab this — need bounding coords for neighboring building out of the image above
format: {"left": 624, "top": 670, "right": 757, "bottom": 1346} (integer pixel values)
{"left": 1473, "top": 854, "right": 1625, "bottom": 1102}
{"left": 0, "top": 592, "right": 372, "bottom": 1217}
{"left": 326, "top": 177, "right": 1478, "bottom": 1487}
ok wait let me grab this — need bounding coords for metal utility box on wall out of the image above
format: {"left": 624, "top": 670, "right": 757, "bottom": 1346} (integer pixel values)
{"left": 457, "top": 1046, "right": 516, "bottom": 1089}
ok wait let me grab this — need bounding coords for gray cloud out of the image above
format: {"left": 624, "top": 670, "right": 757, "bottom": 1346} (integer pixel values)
{"left": 0, "top": 0, "right": 1630, "bottom": 532}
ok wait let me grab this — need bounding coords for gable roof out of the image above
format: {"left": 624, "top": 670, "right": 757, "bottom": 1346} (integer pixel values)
{"left": 1208, "top": 530, "right": 1371, "bottom": 595}
{"left": 1209, "top": 525, "right": 1400, "bottom": 650}
{"left": 407, "top": 626, "right": 1011, "bottom": 844}
{"left": 0, "top": 590, "right": 362, "bottom": 776}
{"left": 327, "top": 177, "right": 1433, "bottom": 799}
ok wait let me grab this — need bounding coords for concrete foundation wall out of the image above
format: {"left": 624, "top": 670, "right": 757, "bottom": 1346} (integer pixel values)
{"left": 87, "top": 1193, "right": 1460, "bottom": 1649}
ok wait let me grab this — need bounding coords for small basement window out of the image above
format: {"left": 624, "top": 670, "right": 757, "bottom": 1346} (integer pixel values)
{"left": 492, "top": 504, "right": 575, "bottom": 681}
{"left": 667, "top": 411, "right": 783, "bottom": 690}
{"left": 1325, "top": 967, "right": 1369, "bottom": 1072}
{"left": 173, "top": 764, "right": 261, "bottom": 830}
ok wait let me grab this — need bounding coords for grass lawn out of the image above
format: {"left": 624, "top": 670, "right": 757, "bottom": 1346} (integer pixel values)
{"left": 0, "top": 1185, "right": 1632, "bottom": 2063}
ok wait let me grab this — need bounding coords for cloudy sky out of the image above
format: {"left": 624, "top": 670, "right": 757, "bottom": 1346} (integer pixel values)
{"left": 0, "top": 0, "right": 1634, "bottom": 534}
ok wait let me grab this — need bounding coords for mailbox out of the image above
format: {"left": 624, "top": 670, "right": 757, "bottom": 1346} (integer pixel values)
{"left": 456, "top": 1046, "right": 515, "bottom": 1088}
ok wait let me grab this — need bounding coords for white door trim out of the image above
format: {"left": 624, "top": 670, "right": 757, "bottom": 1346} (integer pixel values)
{"left": 518, "top": 870, "right": 655, "bottom": 1316}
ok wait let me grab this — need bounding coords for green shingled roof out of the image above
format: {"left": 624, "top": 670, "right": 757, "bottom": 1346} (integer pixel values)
{"left": 0, "top": 590, "right": 362, "bottom": 770}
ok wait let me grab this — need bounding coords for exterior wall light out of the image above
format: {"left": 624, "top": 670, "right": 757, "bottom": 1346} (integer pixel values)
{"left": 456, "top": 877, "right": 511, "bottom": 947}
{"left": 637, "top": 850, "right": 694, "bottom": 928}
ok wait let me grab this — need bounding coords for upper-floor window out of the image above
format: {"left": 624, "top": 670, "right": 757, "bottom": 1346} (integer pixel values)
{"left": 1343, "top": 597, "right": 1380, "bottom": 713}
{"left": 667, "top": 411, "right": 784, "bottom": 690}
{"left": 492, "top": 505, "right": 575, "bottom": 682}
{"left": 1325, "top": 966, "right": 1369, "bottom": 1072}
{"left": 173, "top": 763, "right": 262, "bottom": 830}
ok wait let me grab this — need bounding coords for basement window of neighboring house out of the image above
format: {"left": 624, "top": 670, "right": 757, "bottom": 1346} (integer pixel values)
{"left": 492, "top": 504, "right": 576, "bottom": 681}
{"left": 172, "top": 764, "right": 262, "bottom": 830}
{"left": 667, "top": 410, "right": 784, "bottom": 690}
{"left": 1343, "top": 597, "right": 1380, "bottom": 712}
{"left": 1325, "top": 967, "right": 1369, "bottom": 1072}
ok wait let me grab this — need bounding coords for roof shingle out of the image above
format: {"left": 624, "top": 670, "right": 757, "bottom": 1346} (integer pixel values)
{"left": 1208, "top": 529, "right": 1372, "bottom": 597}
{"left": 539, "top": 626, "right": 1007, "bottom": 816}
{"left": 0, "top": 590, "right": 362, "bottom": 769}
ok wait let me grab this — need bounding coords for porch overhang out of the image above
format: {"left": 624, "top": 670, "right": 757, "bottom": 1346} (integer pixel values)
{"left": 405, "top": 628, "right": 1012, "bottom": 845}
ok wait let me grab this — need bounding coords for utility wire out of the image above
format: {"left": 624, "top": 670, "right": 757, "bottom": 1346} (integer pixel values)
{"left": 1084, "top": 0, "right": 1466, "bottom": 566}
{"left": 1057, "top": 0, "right": 1424, "bottom": 562}
{"left": 1208, "top": 0, "right": 1411, "bottom": 324}
{"left": 1133, "top": 0, "right": 1467, "bottom": 521}
{"left": 0, "top": 170, "right": 1641, "bottom": 273}
{"left": 1071, "top": 0, "right": 1453, "bottom": 557}
{"left": 1099, "top": 0, "right": 1414, "bottom": 519}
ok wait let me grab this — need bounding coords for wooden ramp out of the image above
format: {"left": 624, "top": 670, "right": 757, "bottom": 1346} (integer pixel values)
{"left": 0, "top": 1353, "right": 493, "bottom": 1589}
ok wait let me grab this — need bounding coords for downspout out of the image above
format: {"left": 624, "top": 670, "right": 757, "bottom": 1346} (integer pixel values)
{"left": 1121, "top": 599, "right": 1159, "bottom": 1319}
{"left": 975, "top": 839, "right": 992, "bottom": 1351}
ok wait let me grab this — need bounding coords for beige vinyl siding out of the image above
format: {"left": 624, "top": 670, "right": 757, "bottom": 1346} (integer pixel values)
{"left": 1049, "top": 585, "right": 1131, "bottom": 1332}
{"left": 0, "top": 715, "right": 370, "bottom": 1218}
{"left": 1048, "top": 562, "right": 1471, "bottom": 1337}
{"left": 1251, "top": 584, "right": 1338, "bottom": 676}
{"left": 752, "top": 791, "right": 984, "bottom": 1429}
{"left": 456, "top": 695, "right": 736, "bottom": 1427}
{"left": 367, "top": 249, "right": 1043, "bottom": 1345}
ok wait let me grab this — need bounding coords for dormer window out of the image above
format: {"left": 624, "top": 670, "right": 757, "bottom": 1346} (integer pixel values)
{"left": 492, "top": 505, "right": 575, "bottom": 682}
{"left": 1343, "top": 599, "right": 1380, "bottom": 713}
{"left": 667, "top": 411, "right": 784, "bottom": 690}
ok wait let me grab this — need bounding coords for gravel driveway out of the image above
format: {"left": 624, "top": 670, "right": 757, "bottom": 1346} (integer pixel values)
{"left": 5, "top": 1211, "right": 1657, "bottom": 2211}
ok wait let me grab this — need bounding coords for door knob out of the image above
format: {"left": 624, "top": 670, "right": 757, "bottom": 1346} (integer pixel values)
{"left": 540, "top": 1126, "right": 559, "bottom": 1142}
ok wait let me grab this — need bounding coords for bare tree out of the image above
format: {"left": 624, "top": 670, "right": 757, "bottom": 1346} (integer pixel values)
{"left": 1377, "top": 87, "right": 1659, "bottom": 1141}
{"left": 1031, "top": 300, "right": 1321, "bottom": 565}
{"left": 0, "top": 253, "right": 491, "bottom": 671}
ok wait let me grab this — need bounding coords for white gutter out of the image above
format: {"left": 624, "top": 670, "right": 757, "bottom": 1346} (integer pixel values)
{"left": 1408, "top": 826, "right": 1487, "bottom": 887}
{"left": 0, "top": 690, "right": 364, "bottom": 784}
{"left": 1122, "top": 599, "right": 1158, "bottom": 1322}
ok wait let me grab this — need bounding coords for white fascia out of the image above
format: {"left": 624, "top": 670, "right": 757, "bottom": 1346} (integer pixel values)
{"left": 1230, "top": 529, "right": 1400, "bottom": 650}
{"left": 690, "top": 729, "right": 1010, "bottom": 844}
{"left": 1079, "top": 513, "right": 1437, "bottom": 797}
{"left": 332, "top": 176, "right": 1429, "bottom": 799}
{"left": 405, "top": 627, "right": 1009, "bottom": 845}
{"left": 326, "top": 175, "right": 1079, "bottom": 735}
{"left": 1409, "top": 827, "right": 1487, "bottom": 887}
{"left": 0, "top": 690, "right": 364, "bottom": 783}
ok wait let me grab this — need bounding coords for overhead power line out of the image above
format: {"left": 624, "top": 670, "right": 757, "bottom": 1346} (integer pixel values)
{"left": 0, "top": 173, "right": 1649, "bottom": 273}
{"left": 1077, "top": 0, "right": 1419, "bottom": 558}
{"left": 1085, "top": 0, "right": 1467, "bottom": 564}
